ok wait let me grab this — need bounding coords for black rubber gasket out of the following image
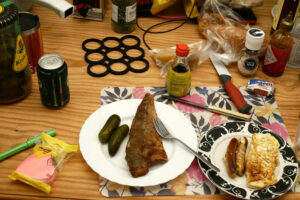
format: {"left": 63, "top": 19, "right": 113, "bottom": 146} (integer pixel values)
{"left": 82, "top": 38, "right": 102, "bottom": 52}
{"left": 84, "top": 52, "right": 105, "bottom": 64}
{"left": 102, "top": 37, "right": 122, "bottom": 50}
{"left": 128, "top": 58, "right": 149, "bottom": 73}
{"left": 124, "top": 46, "right": 145, "bottom": 60}
{"left": 109, "top": 60, "right": 130, "bottom": 75}
{"left": 87, "top": 62, "right": 110, "bottom": 77}
{"left": 121, "top": 35, "right": 141, "bottom": 48}
{"left": 104, "top": 49, "right": 125, "bottom": 62}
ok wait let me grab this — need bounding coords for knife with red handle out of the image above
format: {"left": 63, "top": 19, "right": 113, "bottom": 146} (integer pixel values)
{"left": 209, "top": 56, "right": 252, "bottom": 114}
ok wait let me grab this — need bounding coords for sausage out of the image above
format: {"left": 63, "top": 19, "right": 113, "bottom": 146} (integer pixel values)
{"left": 225, "top": 137, "right": 238, "bottom": 178}
{"left": 236, "top": 137, "right": 248, "bottom": 176}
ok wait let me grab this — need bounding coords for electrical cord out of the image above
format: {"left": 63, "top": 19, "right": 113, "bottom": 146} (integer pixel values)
{"left": 136, "top": 1, "right": 197, "bottom": 50}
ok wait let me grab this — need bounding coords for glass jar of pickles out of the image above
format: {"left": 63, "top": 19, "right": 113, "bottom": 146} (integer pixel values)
{"left": 0, "top": 1, "right": 32, "bottom": 104}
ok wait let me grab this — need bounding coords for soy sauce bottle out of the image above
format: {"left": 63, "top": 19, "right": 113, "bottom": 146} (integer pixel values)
{"left": 166, "top": 44, "right": 191, "bottom": 97}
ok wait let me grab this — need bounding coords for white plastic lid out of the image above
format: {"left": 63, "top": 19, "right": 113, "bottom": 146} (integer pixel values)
{"left": 245, "top": 28, "right": 265, "bottom": 51}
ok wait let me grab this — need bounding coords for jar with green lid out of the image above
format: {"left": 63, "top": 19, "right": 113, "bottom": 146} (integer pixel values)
{"left": 111, "top": 0, "right": 137, "bottom": 34}
{"left": 0, "top": 0, "right": 32, "bottom": 104}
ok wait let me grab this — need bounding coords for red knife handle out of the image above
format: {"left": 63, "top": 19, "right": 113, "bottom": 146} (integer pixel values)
{"left": 224, "top": 80, "right": 252, "bottom": 114}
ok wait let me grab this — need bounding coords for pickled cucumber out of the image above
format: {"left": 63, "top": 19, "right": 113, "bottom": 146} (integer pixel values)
{"left": 98, "top": 114, "right": 121, "bottom": 144}
{"left": 108, "top": 124, "right": 129, "bottom": 156}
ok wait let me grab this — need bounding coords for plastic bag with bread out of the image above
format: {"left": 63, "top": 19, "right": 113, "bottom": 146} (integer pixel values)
{"left": 197, "top": 0, "right": 268, "bottom": 64}
{"left": 149, "top": 40, "right": 208, "bottom": 77}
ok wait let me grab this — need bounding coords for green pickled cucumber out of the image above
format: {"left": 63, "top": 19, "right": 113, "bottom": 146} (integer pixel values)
{"left": 98, "top": 114, "right": 121, "bottom": 144}
{"left": 108, "top": 124, "right": 129, "bottom": 156}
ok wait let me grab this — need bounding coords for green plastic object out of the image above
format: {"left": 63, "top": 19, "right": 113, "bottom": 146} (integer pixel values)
{"left": 0, "top": 129, "right": 56, "bottom": 161}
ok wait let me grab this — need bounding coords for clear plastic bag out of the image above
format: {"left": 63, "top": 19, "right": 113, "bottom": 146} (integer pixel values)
{"left": 197, "top": 0, "right": 268, "bottom": 65}
{"left": 197, "top": 0, "right": 249, "bottom": 64}
{"left": 9, "top": 133, "right": 78, "bottom": 194}
{"left": 149, "top": 40, "right": 208, "bottom": 77}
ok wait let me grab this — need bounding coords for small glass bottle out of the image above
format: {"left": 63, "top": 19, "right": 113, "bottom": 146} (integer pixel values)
{"left": 166, "top": 44, "right": 191, "bottom": 97}
{"left": 263, "top": 11, "right": 294, "bottom": 77}
{"left": 111, "top": 0, "right": 137, "bottom": 34}
{"left": 237, "top": 28, "right": 265, "bottom": 77}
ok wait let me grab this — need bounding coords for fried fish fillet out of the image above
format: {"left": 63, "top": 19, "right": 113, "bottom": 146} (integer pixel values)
{"left": 125, "top": 93, "right": 168, "bottom": 177}
{"left": 246, "top": 133, "right": 280, "bottom": 189}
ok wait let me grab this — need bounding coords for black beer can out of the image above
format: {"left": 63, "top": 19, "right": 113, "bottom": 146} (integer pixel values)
{"left": 37, "top": 54, "right": 70, "bottom": 108}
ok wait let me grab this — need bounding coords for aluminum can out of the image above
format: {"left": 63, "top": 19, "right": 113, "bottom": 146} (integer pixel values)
{"left": 37, "top": 54, "right": 70, "bottom": 108}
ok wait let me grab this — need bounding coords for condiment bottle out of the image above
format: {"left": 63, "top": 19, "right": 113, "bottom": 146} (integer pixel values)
{"left": 271, "top": 0, "right": 299, "bottom": 34}
{"left": 263, "top": 11, "right": 294, "bottom": 77}
{"left": 0, "top": 1, "right": 32, "bottom": 104}
{"left": 111, "top": 0, "right": 137, "bottom": 34}
{"left": 287, "top": 14, "right": 300, "bottom": 68}
{"left": 166, "top": 44, "right": 191, "bottom": 97}
{"left": 237, "top": 28, "right": 265, "bottom": 77}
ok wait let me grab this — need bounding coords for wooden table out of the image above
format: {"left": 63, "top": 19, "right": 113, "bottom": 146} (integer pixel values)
{"left": 0, "top": 0, "right": 299, "bottom": 199}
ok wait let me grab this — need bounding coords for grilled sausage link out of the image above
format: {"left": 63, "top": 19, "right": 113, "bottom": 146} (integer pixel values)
{"left": 225, "top": 137, "right": 238, "bottom": 178}
{"left": 236, "top": 137, "right": 248, "bottom": 176}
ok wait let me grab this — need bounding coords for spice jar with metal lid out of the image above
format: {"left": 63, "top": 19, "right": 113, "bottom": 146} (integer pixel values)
{"left": 0, "top": 1, "right": 32, "bottom": 104}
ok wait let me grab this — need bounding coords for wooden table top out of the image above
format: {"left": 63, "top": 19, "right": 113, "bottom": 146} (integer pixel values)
{"left": 0, "top": 0, "right": 299, "bottom": 199}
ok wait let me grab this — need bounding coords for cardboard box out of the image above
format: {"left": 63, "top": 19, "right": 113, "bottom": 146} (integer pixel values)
{"left": 72, "top": 0, "right": 107, "bottom": 21}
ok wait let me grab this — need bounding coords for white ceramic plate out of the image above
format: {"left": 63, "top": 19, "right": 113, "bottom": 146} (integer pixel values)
{"left": 79, "top": 99, "right": 197, "bottom": 186}
{"left": 197, "top": 122, "right": 298, "bottom": 199}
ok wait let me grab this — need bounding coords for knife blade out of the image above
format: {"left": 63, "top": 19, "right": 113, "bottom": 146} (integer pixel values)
{"left": 162, "top": 95, "right": 251, "bottom": 121}
{"left": 209, "top": 56, "right": 252, "bottom": 114}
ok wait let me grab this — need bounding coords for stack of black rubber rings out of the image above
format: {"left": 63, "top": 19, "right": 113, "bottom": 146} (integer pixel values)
{"left": 82, "top": 35, "right": 149, "bottom": 77}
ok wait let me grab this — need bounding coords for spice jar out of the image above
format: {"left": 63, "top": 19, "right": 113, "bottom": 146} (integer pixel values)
{"left": 237, "top": 28, "right": 265, "bottom": 77}
{"left": 263, "top": 11, "right": 294, "bottom": 77}
{"left": 0, "top": 1, "right": 32, "bottom": 104}
{"left": 166, "top": 44, "right": 191, "bottom": 97}
{"left": 111, "top": 0, "right": 137, "bottom": 34}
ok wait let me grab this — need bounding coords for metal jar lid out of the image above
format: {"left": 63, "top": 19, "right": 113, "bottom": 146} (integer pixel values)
{"left": 38, "top": 54, "right": 65, "bottom": 70}
{"left": 0, "top": 1, "right": 18, "bottom": 28}
{"left": 19, "top": 11, "right": 40, "bottom": 36}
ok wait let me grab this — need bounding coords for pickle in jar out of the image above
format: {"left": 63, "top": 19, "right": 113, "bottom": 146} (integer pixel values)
{"left": 98, "top": 114, "right": 121, "bottom": 144}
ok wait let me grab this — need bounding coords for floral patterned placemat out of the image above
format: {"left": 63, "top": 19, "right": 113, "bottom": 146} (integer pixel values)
{"left": 99, "top": 86, "right": 299, "bottom": 197}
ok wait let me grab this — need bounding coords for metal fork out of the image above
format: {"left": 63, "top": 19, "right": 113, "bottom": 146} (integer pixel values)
{"left": 153, "top": 117, "right": 220, "bottom": 172}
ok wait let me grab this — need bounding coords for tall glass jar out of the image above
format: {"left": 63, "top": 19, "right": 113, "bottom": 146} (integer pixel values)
{"left": 111, "top": 0, "right": 137, "bottom": 34}
{"left": 0, "top": 1, "right": 32, "bottom": 104}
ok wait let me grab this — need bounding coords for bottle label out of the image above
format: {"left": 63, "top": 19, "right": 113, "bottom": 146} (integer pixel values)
{"left": 166, "top": 67, "right": 191, "bottom": 97}
{"left": 263, "top": 43, "right": 292, "bottom": 74}
{"left": 13, "top": 34, "right": 29, "bottom": 72}
{"left": 111, "top": 3, "right": 118, "bottom": 22}
{"left": 243, "top": 58, "right": 258, "bottom": 71}
{"left": 264, "top": 44, "right": 278, "bottom": 65}
{"left": 125, "top": 3, "right": 136, "bottom": 23}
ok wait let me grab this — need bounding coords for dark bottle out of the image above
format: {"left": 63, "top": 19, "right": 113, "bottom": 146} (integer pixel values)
{"left": 111, "top": 0, "right": 137, "bottom": 34}
{"left": 166, "top": 44, "right": 191, "bottom": 97}
{"left": 0, "top": 1, "right": 32, "bottom": 104}
{"left": 263, "top": 11, "right": 294, "bottom": 77}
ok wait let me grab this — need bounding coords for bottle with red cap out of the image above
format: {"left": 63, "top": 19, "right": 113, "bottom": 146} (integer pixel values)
{"left": 166, "top": 44, "right": 191, "bottom": 97}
